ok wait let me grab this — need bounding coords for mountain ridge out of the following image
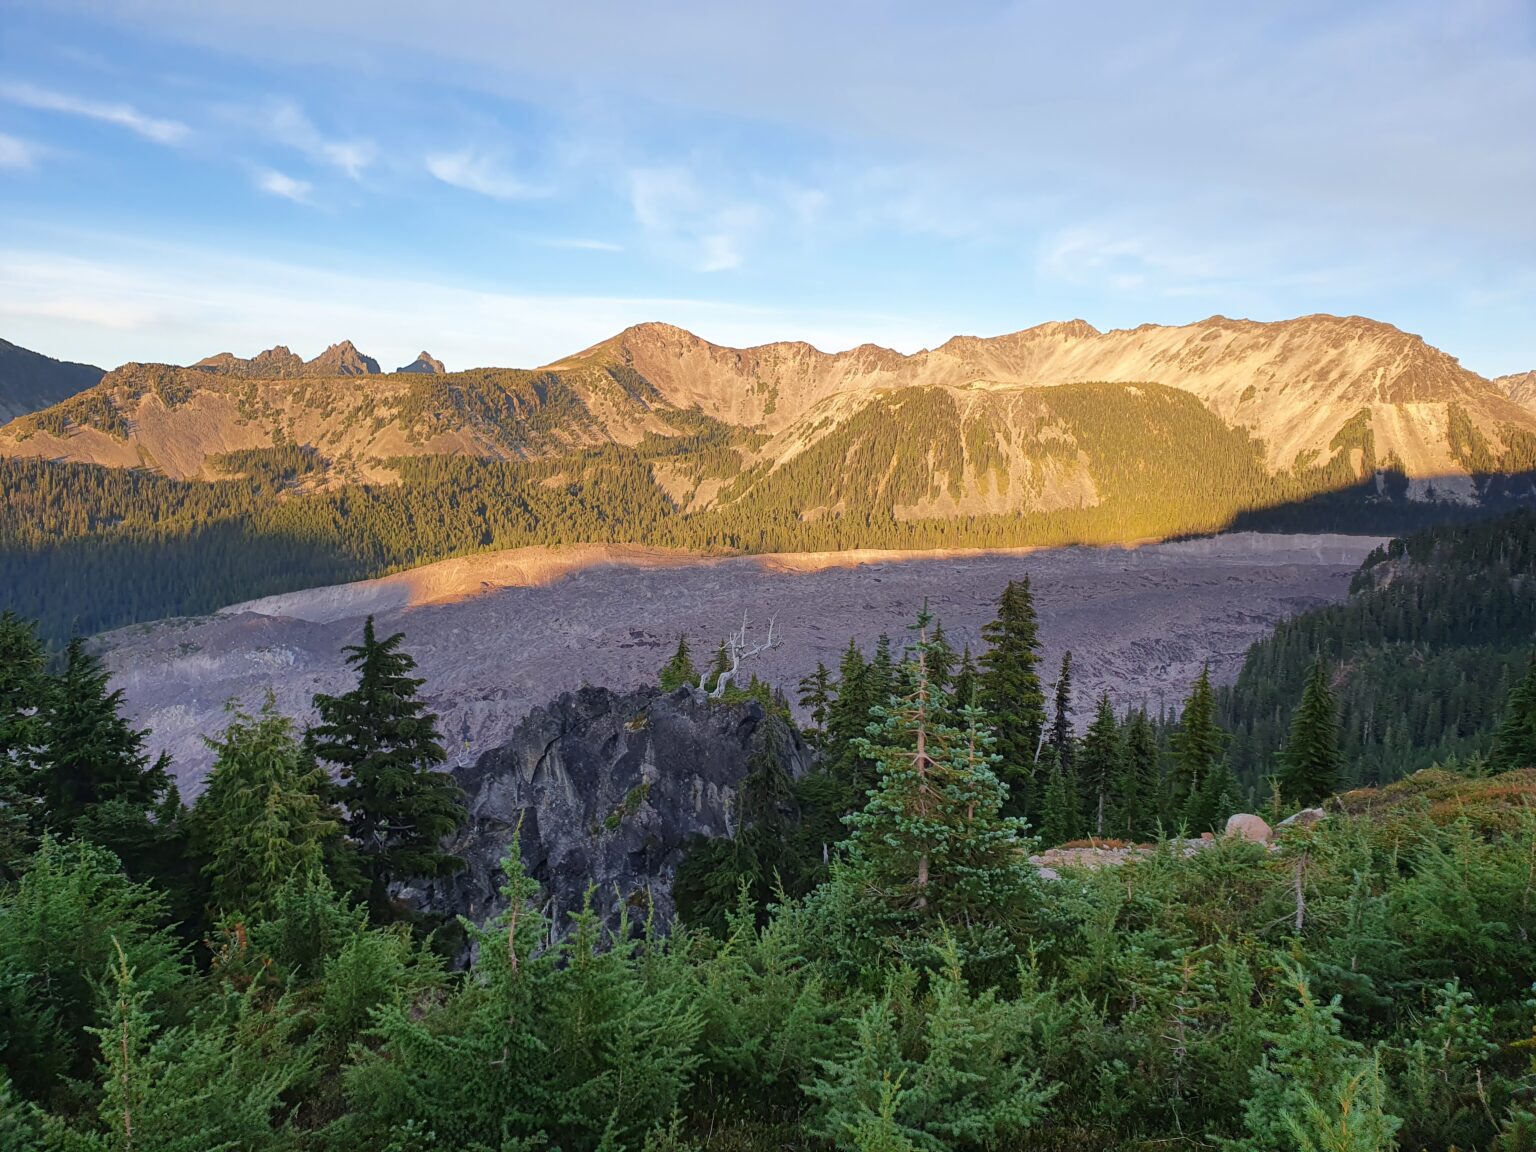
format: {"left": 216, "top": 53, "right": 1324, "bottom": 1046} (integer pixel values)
{"left": 0, "top": 338, "right": 105, "bottom": 423}
{"left": 4, "top": 313, "right": 1534, "bottom": 512}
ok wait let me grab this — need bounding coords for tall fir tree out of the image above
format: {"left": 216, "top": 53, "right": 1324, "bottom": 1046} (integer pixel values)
{"left": 1049, "top": 651, "right": 1077, "bottom": 779}
{"left": 826, "top": 638, "right": 874, "bottom": 799}
{"left": 1078, "top": 693, "right": 1123, "bottom": 838}
{"left": 1114, "top": 708, "right": 1160, "bottom": 840}
{"left": 1170, "top": 665, "right": 1223, "bottom": 813}
{"left": 979, "top": 578, "right": 1047, "bottom": 818}
{"left": 0, "top": 613, "right": 47, "bottom": 874}
{"left": 658, "top": 634, "right": 699, "bottom": 692}
{"left": 844, "top": 608, "right": 1033, "bottom": 927}
{"left": 1277, "top": 656, "right": 1344, "bottom": 808}
{"left": 1036, "top": 747, "right": 1080, "bottom": 847}
{"left": 192, "top": 697, "right": 342, "bottom": 919}
{"left": 1491, "top": 652, "right": 1536, "bottom": 772}
{"left": 309, "top": 616, "right": 466, "bottom": 921}
{"left": 796, "top": 662, "right": 834, "bottom": 748}
{"left": 867, "top": 634, "right": 896, "bottom": 709}
{"left": 33, "top": 637, "right": 181, "bottom": 879}
{"left": 951, "top": 644, "right": 979, "bottom": 708}
{"left": 925, "top": 617, "right": 956, "bottom": 695}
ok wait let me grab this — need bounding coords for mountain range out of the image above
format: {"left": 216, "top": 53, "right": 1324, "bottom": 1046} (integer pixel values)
{"left": 3, "top": 313, "right": 1534, "bottom": 511}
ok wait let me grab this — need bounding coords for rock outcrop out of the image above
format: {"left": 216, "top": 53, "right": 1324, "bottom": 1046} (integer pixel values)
{"left": 414, "top": 683, "right": 810, "bottom": 942}
{"left": 191, "top": 340, "right": 381, "bottom": 378}
{"left": 396, "top": 350, "right": 446, "bottom": 375}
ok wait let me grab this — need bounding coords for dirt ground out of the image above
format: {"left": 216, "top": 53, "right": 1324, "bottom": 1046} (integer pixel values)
{"left": 96, "top": 532, "right": 1383, "bottom": 792}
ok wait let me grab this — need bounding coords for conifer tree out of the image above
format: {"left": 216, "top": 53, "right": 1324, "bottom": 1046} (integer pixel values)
{"left": 0, "top": 613, "right": 46, "bottom": 873}
{"left": 1170, "top": 665, "right": 1223, "bottom": 811}
{"left": 1186, "top": 759, "right": 1240, "bottom": 833}
{"left": 867, "top": 633, "right": 896, "bottom": 709}
{"left": 1037, "top": 747, "right": 1080, "bottom": 847}
{"left": 796, "top": 662, "right": 833, "bottom": 747}
{"left": 1114, "top": 708, "right": 1160, "bottom": 840}
{"left": 844, "top": 608, "right": 1032, "bottom": 925}
{"left": 192, "top": 697, "right": 341, "bottom": 919}
{"left": 979, "top": 578, "right": 1047, "bottom": 817}
{"left": 0, "top": 611, "right": 45, "bottom": 776}
{"left": 826, "top": 639, "right": 874, "bottom": 798}
{"left": 1237, "top": 966, "right": 1401, "bottom": 1152}
{"left": 1049, "top": 652, "right": 1076, "bottom": 781}
{"left": 951, "top": 644, "right": 979, "bottom": 709}
{"left": 1491, "top": 652, "right": 1536, "bottom": 772}
{"left": 33, "top": 637, "right": 178, "bottom": 877}
{"left": 1078, "top": 692, "right": 1123, "bottom": 837}
{"left": 1277, "top": 657, "right": 1343, "bottom": 808}
{"left": 658, "top": 634, "right": 699, "bottom": 692}
{"left": 309, "top": 617, "right": 466, "bottom": 920}
{"left": 705, "top": 641, "right": 731, "bottom": 694}
{"left": 925, "top": 617, "right": 956, "bottom": 695}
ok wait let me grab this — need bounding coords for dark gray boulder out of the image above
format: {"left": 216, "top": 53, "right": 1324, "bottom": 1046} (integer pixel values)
{"left": 414, "top": 683, "right": 809, "bottom": 943}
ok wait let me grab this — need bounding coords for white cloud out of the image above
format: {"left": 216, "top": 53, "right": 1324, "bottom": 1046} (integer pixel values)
{"left": 256, "top": 168, "right": 312, "bottom": 202}
{"left": 0, "top": 81, "right": 188, "bottom": 144}
{"left": 0, "top": 133, "right": 39, "bottom": 169}
{"left": 0, "top": 239, "right": 948, "bottom": 372}
{"left": 426, "top": 150, "right": 542, "bottom": 199}
{"left": 628, "top": 167, "right": 759, "bottom": 272}
{"left": 265, "top": 100, "right": 374, "bottom": 177}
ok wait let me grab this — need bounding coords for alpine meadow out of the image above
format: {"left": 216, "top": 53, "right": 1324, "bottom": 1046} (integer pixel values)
{"left": 4, "top": 4, "right": 1536, "bottom": 1151}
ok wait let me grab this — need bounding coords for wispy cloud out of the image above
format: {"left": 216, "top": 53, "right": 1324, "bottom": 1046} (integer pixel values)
{"left": 629, "top": 166, "right": 759, "bottom": 272}
{"left": 0, "top": 239, "right": 943, "bottom": 372}
{"left": 426, "top": 150, "right": 542, "bottom": 199}
{"left": 0, "top": 81, "right": 188, "bottom": 144}
{"left": 256, "top": 168, "right": 312, "bottom": 202}
{"left": 0, "top": 133, "right": 39, "bottom": 169}
{"left": 265, "top": 100, "right": 374, "bottom": 177}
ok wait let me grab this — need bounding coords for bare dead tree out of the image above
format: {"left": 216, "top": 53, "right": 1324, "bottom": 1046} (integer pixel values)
{"left": 701, "top": 611, "right": 781, "bottom": 698}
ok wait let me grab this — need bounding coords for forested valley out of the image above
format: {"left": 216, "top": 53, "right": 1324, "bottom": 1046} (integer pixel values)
{"left": 3, "top": 386, "right": 1524, "bottom": 645}
{"left": 6, "top": 512, "right": 1536, "bottom": 1150}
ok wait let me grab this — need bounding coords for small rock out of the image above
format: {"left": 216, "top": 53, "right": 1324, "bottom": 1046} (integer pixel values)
{"left": 1224, "top": 813, "right": 1273, "bottom": 844}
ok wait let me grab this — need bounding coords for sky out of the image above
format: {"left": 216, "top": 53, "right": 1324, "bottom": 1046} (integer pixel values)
{"left": 1, "top": 1, "right": 1533, "bottom": 376}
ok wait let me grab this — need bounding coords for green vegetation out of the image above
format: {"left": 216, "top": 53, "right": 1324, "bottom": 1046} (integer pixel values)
{"left": 1221, "top": 511, "right": 1536, "bottom": 792}
{"left": 10, "top": 501, "right": 1536, "bottom": 1146}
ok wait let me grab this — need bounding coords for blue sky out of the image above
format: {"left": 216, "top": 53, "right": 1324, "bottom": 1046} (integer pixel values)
{"left": 1, "top": 0, "right": 1533, "bottom": 376}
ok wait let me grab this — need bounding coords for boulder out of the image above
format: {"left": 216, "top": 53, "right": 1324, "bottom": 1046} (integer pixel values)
{"left": 1224, "top": 812, "right": 1273, "bottom": 844}
{"left": 416, "top": 683, "right": 810, "bottom": 949}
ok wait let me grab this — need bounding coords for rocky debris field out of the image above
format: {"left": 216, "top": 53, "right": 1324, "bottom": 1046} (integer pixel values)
{"left": 96, "top": 532, "right": 1382, "bottom": 792}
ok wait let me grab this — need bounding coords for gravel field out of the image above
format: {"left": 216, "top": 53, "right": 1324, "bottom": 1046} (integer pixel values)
{"left": 97, "top": 532, "right": 1384, "bottom": 791}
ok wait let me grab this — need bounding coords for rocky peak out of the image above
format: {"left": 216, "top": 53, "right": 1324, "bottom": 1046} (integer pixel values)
{"left": 396, "top": 350, "right": 446, "bottom": 375}
{"left": 193, "top": 345, "right": 305, "bottom": 376}
{"left": 191, "top": 341, "right": 379, "bottom": 378}
{"left": 413, "top": 682, "right": 809, "bottom": 947}
{"left": 308, "top": 340, "right": 380, "bottom": 377}
{"left": 1496, "top": 370, "right": 1536, "bottom": 410}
